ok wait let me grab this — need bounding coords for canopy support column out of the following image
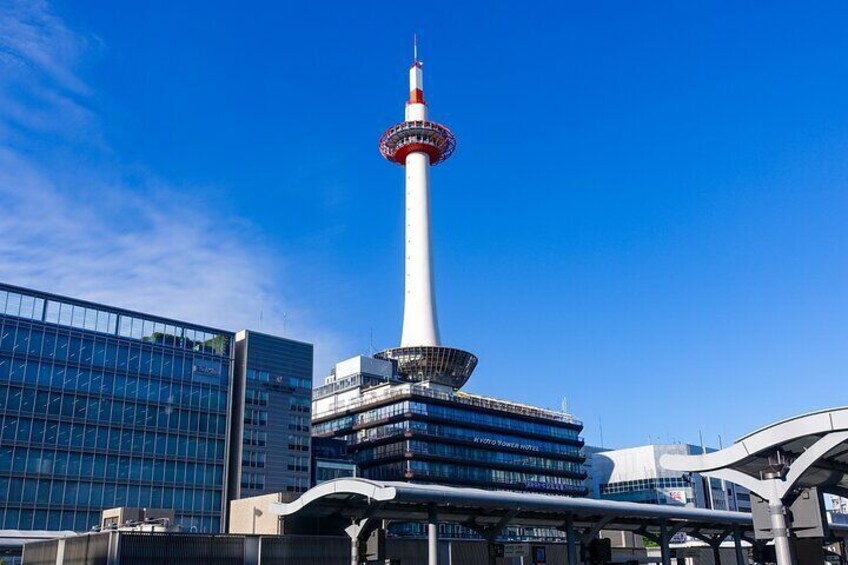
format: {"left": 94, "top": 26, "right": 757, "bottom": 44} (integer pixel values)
{"left": 732, "top": 526, "right": 745, "bottom": 565}
{"left": 768, "top": 500, "right": 793, "bottom": 565}
{"left": 659, "top": 522, "right": 672, "bottom": 565}
{"left": 428, "top": 504, "right": 439, "bottom": 565}
{"left": 350, "top": 536, "right": 359, "bottom": 565}
{"left": 712, "top": 542, "right": 722, "bottom": 565}
{"left": 564, "top": 515, "right": 578, "bottom": 565}
{"left": 345, "top": 516, "right": 378, "bottom": 565}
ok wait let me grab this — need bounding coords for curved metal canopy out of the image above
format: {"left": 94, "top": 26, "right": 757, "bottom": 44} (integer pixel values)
{"left": 272, "top": 477, "right": 753, "bottom": 537}
{"left": 662, "top": 407, "right": 848, "bottom": 493}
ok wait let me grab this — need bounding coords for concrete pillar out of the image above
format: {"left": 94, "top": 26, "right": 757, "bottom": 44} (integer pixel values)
{"left": 55, "top": 538, "right": 66, "bottom": 565}
{"left": 428, "top": 505, "right": 439, "bottom": 565}
{"left": 244, "top": 536, "right": 260, "bottom": 565}
{"left": 564, "top": 515, "right": 578, "bottom": 565}
{"left": 486, "top": 539, "right": 497, "bottom": 565}
{"left": 351, "top": 536, "right": 359, "bottom": 565}
{"left": 768, "top": 501, "right": 793, "bottom": 565}
{"left": 659, "top": 523, "right": 672, "bottom": 565}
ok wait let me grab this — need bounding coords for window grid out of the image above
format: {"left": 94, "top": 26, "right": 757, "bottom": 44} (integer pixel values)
{"left": 0, "top": 306, "right": 232, "bottom": 533}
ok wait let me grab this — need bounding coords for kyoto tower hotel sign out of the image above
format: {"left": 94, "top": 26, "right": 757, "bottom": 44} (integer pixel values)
{"left": 376, "top": 42, "right": 477, "bottom": 389}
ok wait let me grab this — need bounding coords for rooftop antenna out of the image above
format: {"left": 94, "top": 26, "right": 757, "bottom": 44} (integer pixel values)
{"left": 369, "top": 328, "right": 375, "bottom": 356}
{"left": 599, "top": 417, "right": 605, "bottom": 448}
{"left": 413, "top": 33, "right": 419, "bottom": 63}
{"left": 259, "top": 310, "right": 263, "bottom": 329}
{"left": 282, "top": 312, "right": 287, "bottom": 336}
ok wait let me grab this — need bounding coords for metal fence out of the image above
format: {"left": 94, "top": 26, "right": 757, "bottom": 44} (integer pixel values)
{"left": 119, "top": 533, "right": 244, "bottom": 565}
{"left": 261, "top": 535, "right": 349, "bottom": 564}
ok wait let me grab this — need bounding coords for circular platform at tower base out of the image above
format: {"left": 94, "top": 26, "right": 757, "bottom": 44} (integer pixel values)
{"left": 375, "top": 345, "right": 477, "bottom": 389}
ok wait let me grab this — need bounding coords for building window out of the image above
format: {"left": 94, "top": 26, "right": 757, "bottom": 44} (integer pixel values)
{"left": 287, "top": 435, "right": 309, "bottom": 452}
{"left": 245, "top": 389, "right": 268, "bottom": 407}
{"left": 241, "top": 472, "right": 265, "bottom": 490}
{"left": 289, "top": 396, "right": 310, "bottom": 413}
{"left": 285, "top": 476, "right": 307, "bottom": 493}
{"left": 242, "top": 450, "right": 266, "bottom": 468}
{"left": 287, "top": 455, "right": 308, "bottom": 472}
{"left": 288, "top": 416, "right": 309, "bottom": 432}
{"left": 243, "top": 429, "right": 267, "bottom": 447}
{"left": 244, "top": 410, "right": 267, "bottom": 426}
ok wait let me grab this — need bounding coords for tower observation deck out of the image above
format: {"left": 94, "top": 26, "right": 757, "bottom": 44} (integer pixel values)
{"left": 376, "top": 40, "right": 477, "bottom": 389}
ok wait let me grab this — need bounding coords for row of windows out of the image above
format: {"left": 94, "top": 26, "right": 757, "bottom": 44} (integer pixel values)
{"left": 290, "top": 396, "right": 310, "bottom": 413}
{"left": 242, "top": 450, "right": 266, "bottom": 468}
{"left": 367, "top": 460, "right": 584, "bottom": 492}
{"left": 1, "top": 287, "right": 230, "bottom": 357}
{"left": 318, "top": 400, "right": 580, "bottom": 441}
{"left": 241, "top": 472, "right": 264, "bottom": 490}
{"left": 0, "top": 321, "right": 227, "bottom": 381}
{"left": 349, "top": 420, "right": 582, "bottom": 458}
{"left": 600, "top": 477, "right": 692, "bottom": 495}
{"left": 246, "top": 368, "right": 311, "bottom": 389}
{"left": 353, "top": 440, "right": 583, "bottom": 474}
{"left": 1, "top": 416, "right": 226, "bottom": 461}
{"left": 1, "top": 506, "right": 220, "bottom": 534}
{"left": 0, "top": 355, "right": 228, "bottom": 411}
{"left": 1, "top": 386, "right": 228, "bottom": 437}
{"left": 288, "top": 415, "right": 309, "bottom": 432}
{"left": 312, "top": 373, "right": 390, "bottom": 400}
{"left": 315, "top": 464, "right": 356, "bottom": 484}
{"left": 245, "top": 388, "right": 268, "bottom": 406}
{"left": 408, "top": 402, "right": 580, "bottom": 440}
{"left": 287, "top": 455, "right": 308, "bottom": 473}
{"left": 0, "top": 446, "right": 224, "bottom": 485}
{"left": 286, "top": 476, "right": 308, "bottom": 493}
{"left": 388, "top": 522, "right": 566, "bottom": 542}
{"left": 243, "top": 429, "right": 267, "bottom": 447}
{"left": 244, "top": 410, "right": 267, "bottom": 426}
{"left": 288, "top": 435, "right": 309, "bottom": 452}
{"left": 0, "top": 476, "right": 221, "bottom": 513}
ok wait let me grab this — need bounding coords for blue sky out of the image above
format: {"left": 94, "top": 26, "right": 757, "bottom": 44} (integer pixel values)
{"left": 2, "top": 1, "right": 847, "bottom": 448}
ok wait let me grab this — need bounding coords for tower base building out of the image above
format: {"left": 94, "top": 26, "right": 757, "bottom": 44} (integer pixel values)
{"left": 312, "top": 356, "right": 586, "bottom": 496}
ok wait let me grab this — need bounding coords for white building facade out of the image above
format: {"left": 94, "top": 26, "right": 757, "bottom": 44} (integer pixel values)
{"left": 585, "top": 444, "right": 751, "bottom": 513}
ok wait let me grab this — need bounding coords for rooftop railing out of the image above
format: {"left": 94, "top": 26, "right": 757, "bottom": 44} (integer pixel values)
{"left": 312, "top": 382, "right": 581, "bottom": 426}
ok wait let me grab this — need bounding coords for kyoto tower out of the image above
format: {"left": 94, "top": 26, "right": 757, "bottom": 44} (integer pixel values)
{"left": 375, "top": 39, "right": 477, "bottom": 389}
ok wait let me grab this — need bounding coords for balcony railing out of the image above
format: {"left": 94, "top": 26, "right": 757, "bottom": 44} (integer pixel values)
{"left": 312, "top": 382, "right": 581, "bottom": 426}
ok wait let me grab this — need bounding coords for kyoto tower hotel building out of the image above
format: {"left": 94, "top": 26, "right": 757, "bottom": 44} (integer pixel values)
{"left": 311, "top": 45, "right": 586, "bottom": 496}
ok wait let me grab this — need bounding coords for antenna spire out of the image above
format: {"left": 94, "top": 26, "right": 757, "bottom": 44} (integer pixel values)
{"left": 413, "top": 33, "right": 418, "bottom": 63}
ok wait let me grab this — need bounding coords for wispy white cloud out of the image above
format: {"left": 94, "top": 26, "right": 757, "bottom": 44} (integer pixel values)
{"left": 0, "top": 0, "right": 346, "bottom": 377}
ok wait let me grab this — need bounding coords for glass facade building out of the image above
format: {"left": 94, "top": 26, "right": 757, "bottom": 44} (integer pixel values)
{"left": 0, "top": 283, "right": 234, "bottom": 533}
{"left": 312, "top": 357, "right": 587, "bottom": 496}
{"left": 229, "top": 330, "right": 312, "bottom": 502}
{"left": 311, "top": 437, "right": 357, "bottom": 485}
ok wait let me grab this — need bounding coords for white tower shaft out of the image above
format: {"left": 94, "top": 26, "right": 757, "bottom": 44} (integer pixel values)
{"left": 402, "top": 150, "right": 440, "bottom": 346}
{"left": 401, "top": 62, "right": 440, "bottom": 347}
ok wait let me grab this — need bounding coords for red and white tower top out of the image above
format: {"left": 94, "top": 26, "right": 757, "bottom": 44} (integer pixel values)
{"left": 409, "top": 36, "right": 425, "bottom": 105}
{"left": 376, "top": 38, "right": 476, "bottom": 390}
{"left": 379, "top": 38, "right": 456, "bottom": 167}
